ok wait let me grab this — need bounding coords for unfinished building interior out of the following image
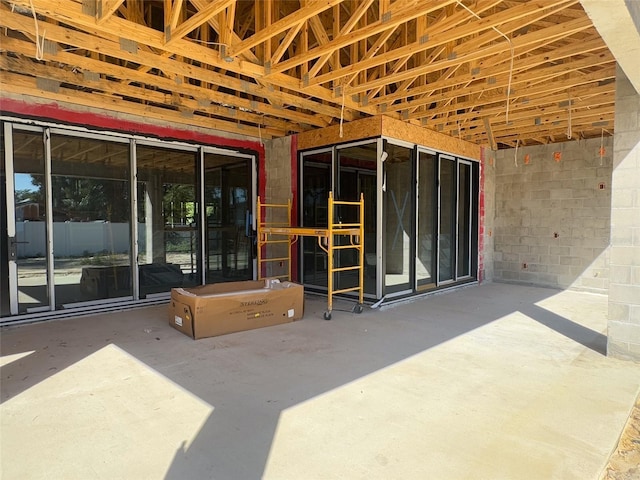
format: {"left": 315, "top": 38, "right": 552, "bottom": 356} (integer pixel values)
{"left": 2, "top": 0, "right": 639, "bottom": 357}
{"left": 1, "top": 0, "right": 639, "bottom": 477}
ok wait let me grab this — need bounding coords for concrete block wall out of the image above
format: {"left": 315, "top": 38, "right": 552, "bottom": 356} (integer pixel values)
{"left": 262, "top": 137, "right": 294, "bottom": 278}
{"left": 480, "top": 150, "right": 496, "bottom": 282}
{"left": 607, "top": 66, "right": 640, "bottom": 361}
{"left": 264, "top": 136, "right": 293, "bottom": 205}
{"left": 493, "top": 136, "right": 613, "bottom": 293}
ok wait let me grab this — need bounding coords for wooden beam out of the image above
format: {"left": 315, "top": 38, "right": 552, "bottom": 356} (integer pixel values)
{"left": 354, "top": 17, "right": 593, "bottom": 99}
{"left": 6, "top": 0, "right": 376, "bottom": 117}
{"left": 437, "top": 90, "right": 615, "bottom": 134}
{"left": 97, "top": 0, "right": 126, "bottom": 25}
{"left": 254, "top": 0, "right": 265, "bottom": 61}
{"left": 468, "top": 108, "right": 615, "bottom": 144}
{"left": 165, "top": 0, "right": 235, "bottom": 45}
{"left": 332, "top": 3, "right": 340, "bottom": 81}
{"left": 300, "top": 18, "right": 309, "bottom": 78}
{"left": 0, "top": 72, "right": 280, "bottom": 140}
{"left": 372, "top": 37, "right": 610, "bottom": 108}
{"left": 414, "top": 81, "right": 615, "bottom": 124}
{"left": 270, "top": 20, "right": 305, "bottom": 65}
{"left": 189, "top": 0, "right": 259, "bottom": 63}
{"left": 0, "top": 19, "right": 335, "bottom": 126}
{"left": 483, "top": 117, "right": 497, "bottom": 151}
{"left": 220, "top": 0, "right": 236, "bottom": 51}
{"left": 166, "top": 0, "right": 183, "bottom": 30}
{"left": 227, "top": 0, "right": 343, "bottom": 58}
{"left": 307, "top": 15, "right": 335, "bottom": 72}
{"left": 392, "top": 51, "right": 614, "bottom": 119}
{"left": 459, "top": 104, "right": 615, "bottom": 134}
{"left": 306, "top": 0, "right": 374, "bottom": 79}
{"left": 1, "top": 0, "right": 613, "bottom": 146}
{"left": 268, "top": 0, "right": 459, "bottom": 75}
{"left": 0, "top": 55, "right": 297, "bottom": 133}
{"left": 424, "top": 63, "right": 615, "bottom": 124}
{"left": 310, "top": 0, "right": 583, "bottom": 89}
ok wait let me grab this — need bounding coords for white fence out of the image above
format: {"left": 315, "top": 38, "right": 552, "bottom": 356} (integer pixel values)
{"left": 16, "top": 221, "right": 139, "bottom": 258}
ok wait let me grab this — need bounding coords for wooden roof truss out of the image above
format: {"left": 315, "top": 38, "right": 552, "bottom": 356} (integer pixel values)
{"left": 0, "top": 0, "right": 615, "bottom": 147}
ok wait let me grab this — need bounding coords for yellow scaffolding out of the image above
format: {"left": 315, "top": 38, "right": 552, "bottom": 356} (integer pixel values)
{"left": 257, "top": 192, "right": 365, "bottom": 320}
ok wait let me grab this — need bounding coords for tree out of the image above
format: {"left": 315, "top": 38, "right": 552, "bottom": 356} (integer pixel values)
{"left": 36, "top": 176, "right": 130, "bottom": 222}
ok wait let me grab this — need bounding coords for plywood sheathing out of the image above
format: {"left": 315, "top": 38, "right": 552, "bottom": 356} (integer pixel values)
{"left": 297, "top": 116, "right": 382, "bottom": 151}
{"left": 297, "top": 115, "right": 480, "bottom": 160}
{"left": 381, "top": 116, "right": 481, "bottom": 160}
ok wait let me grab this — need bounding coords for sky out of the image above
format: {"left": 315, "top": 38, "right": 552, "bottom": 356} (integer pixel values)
{"left": 13, "top": 174, "right": 38, "bottom": 193}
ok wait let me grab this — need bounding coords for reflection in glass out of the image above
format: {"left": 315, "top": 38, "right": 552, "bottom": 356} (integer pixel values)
{"left": 457, "top": 162, "right": 472, "bottom": 278}
{"left": 50, "top": 135, "right": 132, "bottom": 305}
{"left": 439, "top": 157, "right": 456, "bottom": 283}
{"left": 137, "top": 145, "right": 199, "bottom": 297}
{"left": 11, "top": 130, "right": 49, "bottom": 312}
{"left": 384, "top": 144, "right": 413, "bottom": 294}
{"left": 301, "top": 153, "right": 331, "bottom": 287}
{"left": 0, "top": 129, "right": 6, "bottom": 316}
{"left": 337, "top": 143, "right": 377, "bottom": 295}
{"left": 204, "top": 152, "right": 252, "bottom": 283}
{"left": 417, "top": 151, "right": 436, "bottom": 287}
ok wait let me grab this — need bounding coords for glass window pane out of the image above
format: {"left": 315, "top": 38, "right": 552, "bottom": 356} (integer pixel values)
{"left": 337, "top": 142, "right": 377, "bottom": 296}
{"left": 439, "top": 157, "right": 456, "bottom": 283}
{"left": 0, "top": 126, "right": 6, "bottom": 316}
{"left": 457, "top": 162, "right": 472, "bottom": 278}
{"left": 204, "top": 152, "right": 252, "bottom": 283}
{"left": 50, "top": 134, "right": 132, "bottom": 305}
{"left": 301, "top": 152, "right": 331, "bottom": 287}
{"left": 384, "top": 144, "right": 413, "bottom": 294}
{"left": 11, "top": 130, "right": 49, "bottom": 312}
{"left": 417, "top": 151, "right": 436, "bottom": 287}
{"left": 137, "top": 145, "right": 199, "bottom": 296}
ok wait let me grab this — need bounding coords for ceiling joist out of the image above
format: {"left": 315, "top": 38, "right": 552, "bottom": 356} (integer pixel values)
{"left": 0, "top": 0, "right": 616, "bottom": 148}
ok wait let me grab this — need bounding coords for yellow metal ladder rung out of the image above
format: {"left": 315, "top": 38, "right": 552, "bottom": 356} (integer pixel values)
{"left": 333, "top": 244, "right": 360, "bottom": 250}
{"left": 259, "top": 257, "right": 289, "bottom": 263}
{"left": 331, "top": 223, "right": 360, "bottom": 228}
{"left": 332, "top": 286, "right": 361, "bottom": 295}
{"left": 258, "top": 192, "right": 364, "bottom": 319}
{"left": 331, "top": 265, "right": 360, "bottom": 273}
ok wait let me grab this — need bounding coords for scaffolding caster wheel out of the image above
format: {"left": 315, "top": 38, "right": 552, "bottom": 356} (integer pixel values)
{"left": 324, "top": 311, "right": 332, "bottom": 321}
{"left": 353, "top": 304, "right": 364, "bottom": 314}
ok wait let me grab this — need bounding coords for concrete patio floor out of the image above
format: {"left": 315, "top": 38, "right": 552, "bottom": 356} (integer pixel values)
{"left": 1, "top": 282, "right": 638, "bottom": 480}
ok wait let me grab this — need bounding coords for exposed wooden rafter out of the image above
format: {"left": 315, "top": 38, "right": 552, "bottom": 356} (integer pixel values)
{"left": 97, "top": 0, "right": 126, "bottom": 25}
{"left": 0, "top": 0, "right": 616, "bottom": 147}
{"left": 165, "top": 0, "right": 236, "bottom": 45}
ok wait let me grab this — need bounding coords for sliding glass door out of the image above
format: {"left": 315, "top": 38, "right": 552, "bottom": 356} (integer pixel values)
{"left": 299, "top": 141, "right": 478, "bottom": 301}
{"left": 49, "top": 132, "right": 132, "bottom": 306}
{"left": 136, "top": 143, "right": 200, "bottom": 298}
{"left": 300, "top": 150, "right": 332, "bottom": 287}
{"left": 457, "top": 161, "right": 473, "bottom": 279}
{"left": 2, "top": 119, "right": 258, "bottom": 320}
{"left": 3, "top": 127, "right": 50, "bottom": 313}
{"left": 438, "top": 155, "right": 457, "bottom": 284}
{"left": 300, "top": 143, "right": 378, "bottom": 296}
{"left": 383, "top": 142, "right": 414, "bottom": 295}
{"left": 203, "top": 151, "right": 254, "bottom": 283}
{"left": 416, "top": 149, "right": 437, "bottom": 289}
{"left": 337, "top": 142, "right": 377, "bottom": 296}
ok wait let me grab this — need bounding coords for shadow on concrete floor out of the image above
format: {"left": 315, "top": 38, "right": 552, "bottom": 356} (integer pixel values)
{"left": 0, "top": 282, "right": 621, "bottom": 479}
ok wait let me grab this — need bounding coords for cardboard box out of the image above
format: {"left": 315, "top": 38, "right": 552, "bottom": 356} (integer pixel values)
{"left": 168, "top": 279, "right": 304, "bottom": 339}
